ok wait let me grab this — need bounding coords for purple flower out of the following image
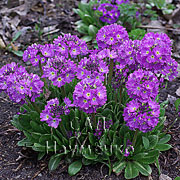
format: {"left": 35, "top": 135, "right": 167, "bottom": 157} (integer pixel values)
{"left": 73, "top": 79, "right": 107, "bottom": 113}
{"left": 126, "top": 69, "right": 159, "bottom": 102}
{"left": 96, "top": 24, "right": 129, "bottom": 50}
{"left": 94, "top": 119, "right": 113, "bottom": 139}
{"left": 116, "top": 0, "right": 129, "bottom": 4}
{"left": 40, "top": 97, "right": 72, "bottom": 128}
{"left": 53, "top": 33, "right": 88, "bottom": 58}
{"left": 0, "top": 62, "right": 44, "bottom": 104}
{"left": 97, "top": 3, "right": 120, "bottom": 24}
{"left": 41, "top": 44, "right": 55, "bottom": 58}
{"left": 42, "top": 56, "right": 76, "bottom": 88}
{"left": 136, "top": 32, "right": 178, "bottom": 80}
{"left": 76, "top": 55, "right": 109, "bottom": 83}
{"left": 123, "top": 99, "right": 160, "bottom": 132}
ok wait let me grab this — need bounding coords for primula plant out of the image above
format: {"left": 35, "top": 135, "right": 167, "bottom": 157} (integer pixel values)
{"left": 73, "top": 0, "right": 141, "bottom": 42}
{"left": 1, "top": 24, "right": 178, "bottom": 179}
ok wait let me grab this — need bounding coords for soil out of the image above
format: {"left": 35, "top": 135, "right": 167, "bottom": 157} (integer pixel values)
{"left": 0, "top": 0, "right": 180, "bottom": 180}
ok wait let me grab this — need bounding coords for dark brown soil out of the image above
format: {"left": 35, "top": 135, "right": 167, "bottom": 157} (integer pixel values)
{"left": 0, "top": 0, "right": 180, "bottom": 179}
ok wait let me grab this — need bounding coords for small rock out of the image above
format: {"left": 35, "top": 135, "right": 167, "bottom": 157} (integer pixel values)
{"left": 159, "top": 174, "right": 172, "bottom": 180}
{"left": 176, "top": 87, "right": 180, "bottom": 96}
{"left": 7, "top": 0, "right": 19, "bottom": 8}
{"left": 38, "top": 173, "right": 42, "bottom": 177}
{"left": 147, "top": 20, "right": 166, "bottom": 33}
{"left": 166, "top": 0, "right": 172, "bottom": 3}
{"left": 172, "top": 5, "right": 180, "bottom": 25}
{"left": 167, "top": 94, "right": 177, "bottom": 104}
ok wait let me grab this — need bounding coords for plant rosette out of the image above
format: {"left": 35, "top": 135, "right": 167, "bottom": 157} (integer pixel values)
{"left": 73, "top": 0, "right": 141, "bottom": 43}
{"left": 0, "top": 24, "right": 177, "bottom": 179}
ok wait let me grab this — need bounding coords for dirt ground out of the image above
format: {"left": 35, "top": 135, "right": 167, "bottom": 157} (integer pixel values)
{"left": 0, "top": 0, "right": 180, "bottom": 179}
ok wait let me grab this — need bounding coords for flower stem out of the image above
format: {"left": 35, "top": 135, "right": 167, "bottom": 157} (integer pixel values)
{"left": 107, "top": 59, "right": 114, "bottom": 85}
{"left": 61, "top": 86, "right": 66, "bottom": 97}
{"left": 30, "top": 101, "right": 41, "bottom": 114}
{"left": 91, "top": 113, "right": 96, "bottom": 128}
{"left": 119, "top": 85, "right": 123, "bottom": 105}
{"left": 39, "top": 60, "right": 48, "bottom": 90}
{"left": 132, "top": 129, "right": 139, "bottom": 147}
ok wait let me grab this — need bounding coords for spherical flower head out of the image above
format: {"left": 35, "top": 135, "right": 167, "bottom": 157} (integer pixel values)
{"left": 73, "top": 79, "right": 107, "bottom": 113}
{"left": 136, "top": 32, "right": 176, "bottom": 79}
{"left": 40, "top": 97, "right": 72, "bottom": 128}
{"left": 96, "top": 24, "right": 129, "bottom": 50}
{"left": 126, "top": 69, "right": 159, "bottom": 102}
{"left": 76, "top": 55, "right": 108, "bottom": 83}
{"left": 116, "top": 0, "right": 129, "bottom": 4}
{"left": 0, "top": 63, "right": 44, "bottom": 104}
{"left": 23, "top": 44, "right": 43, "bottom": 66}
{"left": 117, "top": 39, "right": 139, "bottom": 66}
{"left": 42, "top": 56, "right": 76, "bottom": 88}
{"left": 161, "top": 58, "right": 178, "bottom": 81}
{"left": 53, "top": 33, "right": 88, "bottom": 58}
{"left": 97, "top": 3, "right": 120, "bottom": 24}
{"left": 123, "top": 99, "right": 160, "bottom": 132}
{"left": 41, "top": 44, "right": 55, "bottom": 58}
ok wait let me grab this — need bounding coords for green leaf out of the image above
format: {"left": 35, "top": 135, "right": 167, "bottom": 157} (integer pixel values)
{"left": 17, "top": 138, "right": 33, "bottom": 147}
{"left": 153, "top": 0, "right": 166, "bottom": 9}
{"left": 148, "top": 135, "right": 158, "bottom": 149}
{"left": 142, "top": 136, "right": 149, "bottom": 149}
{"left": 77, "top": 24, "right": 89, "bottom": 34}
{"left": 158, "top": 134, "right": 171, "bottom": 144}
{"left": 68, "top": 160, "right": 82, "bottom": 176}
{"left": 82, "top": 148, "right": 98, "bottom": 160}
{"left": 133, "top": 161, "right": 152, "bottom": 176}
{"left": 83, "top": 14, "right": 94, "bottom": 24}
{"left": 88, "top": 25, "right": 98, "bottom": 37}
{"left": 135, "top": 150, "right": 159, "bottom": 164}
{"left": 113, "top": 161, "right": 126, "bottom": 174}
{"left": 33, "top": 143, "right": 46, "bottom": 152}
{"left": 11, "top": 115, "right": 24, "bottom": 131}
{"left": 11, "top": 50, "right": 24, "bottom": 57}
{"left": 175, "top": 98, "right": 180, "bottom": 112}
{"left": 12, "top": 31, "right": 22, "bottom": 42}
{"left": 39, "top": 134, "right": 52, "bottom": 143}
{"left": 175, "top": 177, "right": 180, "bottom": 180}
{"left": 38, "top": 152, "right": 45, "bottom": 160}
{"left": 82, "top": 158, "right": 94, "bottom": 165}
{"left": 30, "top": 121, "right": 45, "bottom": 133}
{"left": 89, "top": 132, "right": 96, "bottom": 145}
{"left": 81, "top": 35, "right": 92, "bottom": 42}
{"left": 155, "top": 144, "right": 172, "bottom": 151}
{"left": 19, "top": 114, "right": 32, "bottom": 130}
{"left": 75, "top": 9, "right": 84, "bottom": 20}
{"left": 159, "top": 108, "right": 165, "bottom": 117}
{"left": 48, "top": 154, "right": 62, "bottom": 171}
{"left": 125, "top": 162, "right": 139, "bottom": 179}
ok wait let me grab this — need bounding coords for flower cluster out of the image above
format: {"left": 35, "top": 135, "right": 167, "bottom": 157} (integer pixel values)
{"left": 116, "top": 0, "right": 129, "bottom": 4}
{"left": 123, "top": 140, "right": 134, "bottom": 157}
{"left": 117, "top": 39, "right": 140, "bottom": 66}
{"left": 76, "top": 55, "right": 108, "bottom": 83}
{"left": 73, "top": 79, "right": 107, "bottom": 113}
{"left": 42, "top": 56, "right": 76, "bottom": 87}
{"left": 94, "top": 119, "right": 113, "bottom": 139}
{"left": 40, "top": 97, "right": 72, "bottom": 128}
{"left": 96, "top": 24, "right": 129, "bottom": 49}
{"left": 96, "top": 3, "right": 120, "bottom": 24}
{"left": 0, "top": 62, "right": 44, "bottom": 104}
{"left": 126, "top": 69, "right": 159, "bottom": 102}
{"left": 123, "top": 99, "right": 160, "bottom": 132}
{"left": 137, "top": 32, "right": 178, "bottom": 80}
{"left": 53, "top": 34, "right": 88, "bottom": 58}
{"left": 23, "top": 44, "right": 55, "bottom": 66}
